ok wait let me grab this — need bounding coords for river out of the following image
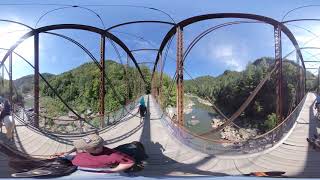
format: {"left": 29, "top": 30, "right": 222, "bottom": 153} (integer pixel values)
{"left": 184, "top": 95, "right": 222, "bottom": 139}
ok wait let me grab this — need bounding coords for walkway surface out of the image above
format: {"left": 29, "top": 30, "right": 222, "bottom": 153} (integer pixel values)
{"left": 0, "top": 93, "right": 319, "bottom": 178}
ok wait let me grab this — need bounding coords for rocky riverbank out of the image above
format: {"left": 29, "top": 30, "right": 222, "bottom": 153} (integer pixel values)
{"left": 167, "top": 94, "right": 258, "bottom": 141}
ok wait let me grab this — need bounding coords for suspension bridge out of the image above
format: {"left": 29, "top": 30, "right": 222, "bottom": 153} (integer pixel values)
{"left": 0, "top": 6, "right": 319, "bottom": 178}
{"left": 0, "top": 93, "right": 318, "bottom": 177}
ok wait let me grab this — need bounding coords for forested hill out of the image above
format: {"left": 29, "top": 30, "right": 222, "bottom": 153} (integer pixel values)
{"left": 1, "top": 59, "right": 176, "bottom": 117}
{"left": 39, "top": 60, "right": 151, "bottom": 115}
{"left": 185, "top": 57, "right": 317, "bottom": 131}
{"left": 185, "top": 57, "right": 316, "bottom": 98}
{"left": 0, "top": 73, "right": 53, "bottom": 102}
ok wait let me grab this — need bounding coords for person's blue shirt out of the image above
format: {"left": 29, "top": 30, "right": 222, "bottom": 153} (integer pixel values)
{"left": 140, "top": 97, "right": 145, "bottom": 107}
{"left": 316, "top": 95, "right": 320, "bottom": 104}
{"left": 2, "top": 100, "right": 10, "bottom": 115}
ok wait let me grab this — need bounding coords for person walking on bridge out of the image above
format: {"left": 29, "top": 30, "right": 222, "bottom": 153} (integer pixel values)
{"left": 0, "top": 100, "right": 14, "bottom": 140}
{"left": 315, "top": 93, "right": 320, "bottom": 119}
{"left": 315, "top": 94, "right": 320, "bottom": 109}
{"left": 0, "top": 100, "right": 11, "bottom": 122}
{"left": 138, "top": 97, "right": 147, "bottom": 119}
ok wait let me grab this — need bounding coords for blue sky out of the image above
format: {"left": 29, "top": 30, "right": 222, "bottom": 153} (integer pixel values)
{"left": 0, "top": 0, "right": 320, "bottom": 79}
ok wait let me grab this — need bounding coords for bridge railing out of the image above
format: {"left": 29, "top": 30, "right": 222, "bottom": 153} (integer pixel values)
{"left": 156, "top": 93, "right": 308, "bottom": 155}
{"left": 14, "top": 95, "right": 142, "bottom": 136}
{"left": 241, "top": 93, "right": 308, "bottom": 153}
{"left": 105, "top": 97, "right": 139, "bottom": 126}
{"left": 156, "top": 99, "right": 241, "bottom": 155}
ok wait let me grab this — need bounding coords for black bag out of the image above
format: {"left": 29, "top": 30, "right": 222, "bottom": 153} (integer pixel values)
{"left": 11, "top": 158, "right": 77, "bottom": 178}
{"left": 114, "top": 141, "right": 148, "bottom": 172}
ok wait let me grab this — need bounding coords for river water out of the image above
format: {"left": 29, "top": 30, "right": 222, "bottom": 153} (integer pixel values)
{"left": 184, "top": 96, "right": 222, "bottom": 139}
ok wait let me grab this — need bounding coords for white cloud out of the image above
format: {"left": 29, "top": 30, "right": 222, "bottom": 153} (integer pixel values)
{"left": 206, "top": 42, "right": 248, "bottom": 71}
{"left": 48, "top": 56, "right": 57, "bottom": 63}
{"left": 211, "top": 45, "right": 233, "bottom": 58}
{"left": 288, "top": 24, "right": 320, "bottom": 75}
{"left": 290, "top": 24, "right": 320, "bottom": 49}
{"left": 131, "top": 38, "right": 154, "bottom": 49}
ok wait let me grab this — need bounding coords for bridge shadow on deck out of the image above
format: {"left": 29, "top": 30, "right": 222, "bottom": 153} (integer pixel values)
{"left": 136, "top": 95, "right": 228, "bottom": 177}
{"left": 0, "top": 96, "right": 228, "bottom": 178}
{"left": 0, "top": 102, "right": 147, "bottom": 178}
{"left": 3, "top": 105, "right": 144, "bottom": 155}
{"left": 0, "top": 125, "right": 54, "bottom": 177}
{"left": 0, "top": 117, "right": 73, "bottom": 155}
{"left": 300, "top": 99, "right": 320, "bottom": 177}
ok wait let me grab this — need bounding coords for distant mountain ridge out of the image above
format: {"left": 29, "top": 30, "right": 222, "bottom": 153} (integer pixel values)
{"left": 14, "top": 73, "right": 54, "bottom": 93}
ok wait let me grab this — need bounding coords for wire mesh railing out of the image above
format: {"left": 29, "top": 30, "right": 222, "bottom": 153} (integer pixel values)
{"left": 156, "top": 92, "right": 308, "bottom": 155}
{"left": 241, "top": 93, "right": 308, "bottom": 153}
{"left": 12, "top": 95, "right": 142, "bottom": 136}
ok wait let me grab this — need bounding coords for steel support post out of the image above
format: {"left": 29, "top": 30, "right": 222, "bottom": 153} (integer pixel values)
{"left": 156, "top": 56, "right": 161, "bottom": 102}
{"left": 34, "top": 33, "right": 39, "bottom": 128}
{"left": 154, "top": 69, "right": 157, "bottom": 99}
{"left": 176, "top": 26, "right": 184, "bottom": 126}
{"left": 134, "top": 70, "right": 138, "bottom": 97}
{"left": 152, "top": 63, "right": 157, "bottom": 98}
{"left": 155, "top": 65, "right": 159, "bottom": 100}
{"left": 317, "top": 66, "right": 320, "bottom": 94}
{"left": 126, "top": 55, "right": 130, "bottom": 103}
{"left": 296, "top": 52, "right": 302, "bottom": 102}
{"left": 9, "top": 53, "right": 13, "bottom": 108}
{"left": 1, "top": 65, "right": 3, "bottom": 86}
{"left": 296, "top": 52, "right": 304, "bottom": 104}
{"left": 99, "top": 35, "right": 106, "bottom": 128}
{"left": 159, "top": 53, "right": 163, "bottom": 106}
{"left": 139, "top": 80, "right": 142, "bottom": 95}
{"left": 274, "top": 26, "right": 283, "bottom": 123}
{"left": 151, "top": 75, "right": 155, "bottom": 97}
{"left": 304, "top": 69, "right": 306, "bottom": 95}
{"left": 295, "top": 52, "right": 299, "bottom": 103}
{"left": 299, "top": 67, "right": 304, "bottom": 99}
